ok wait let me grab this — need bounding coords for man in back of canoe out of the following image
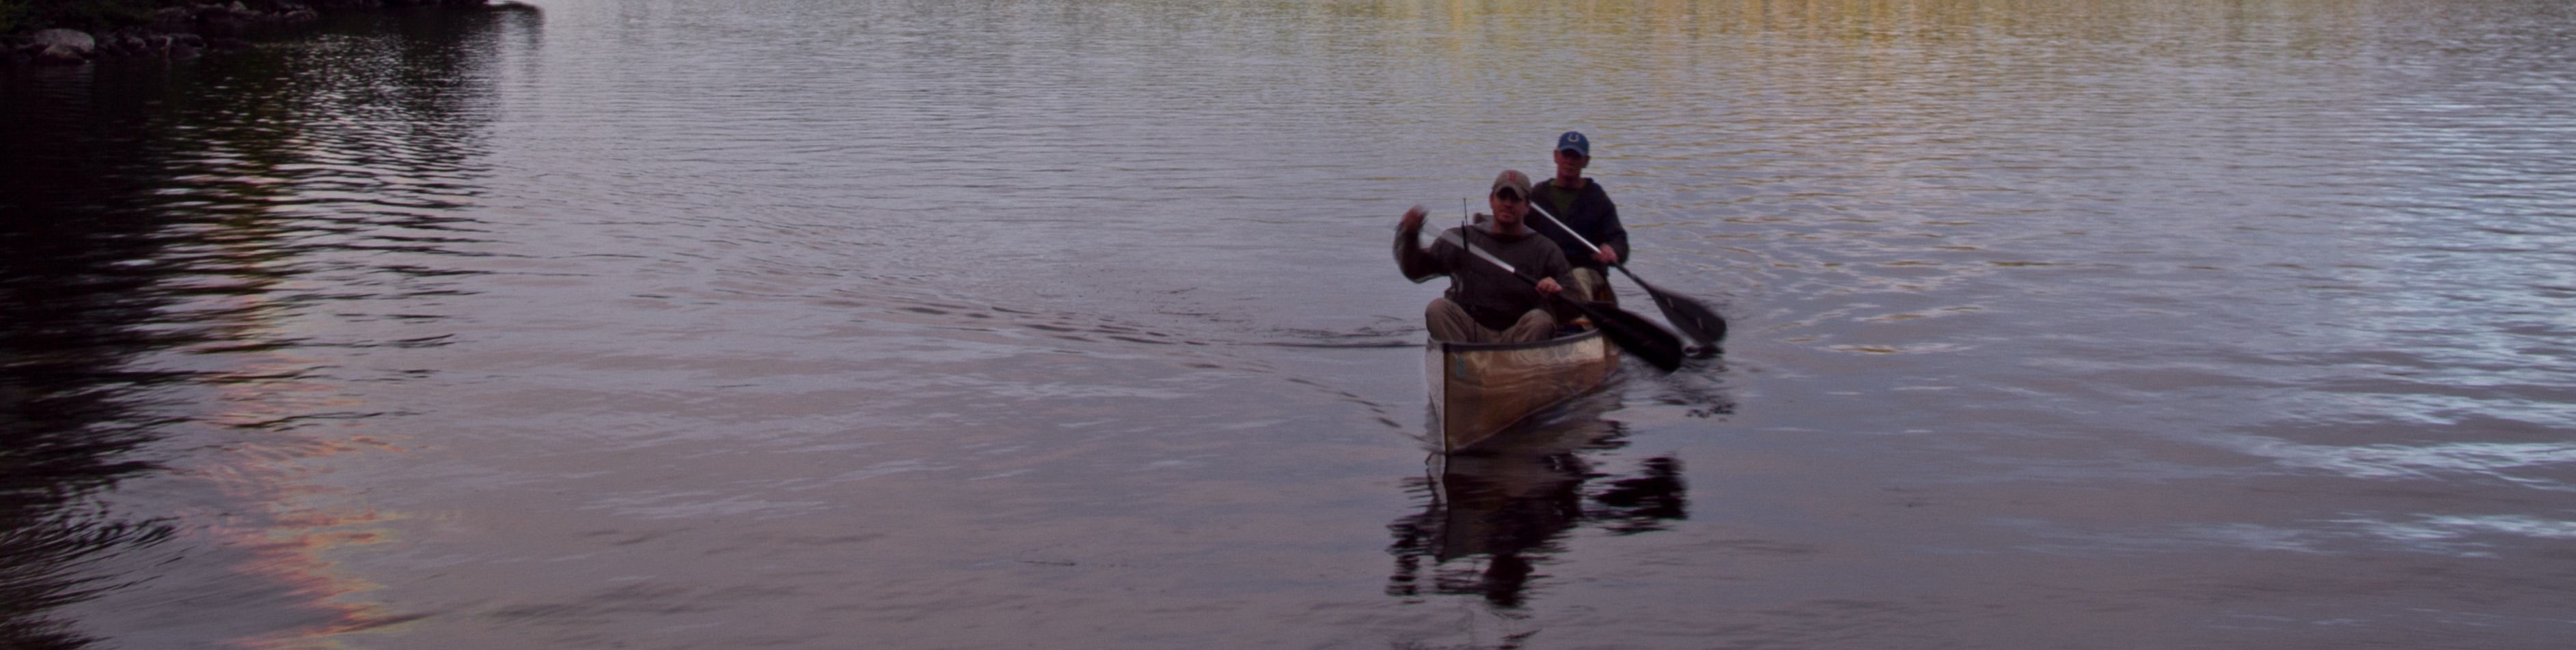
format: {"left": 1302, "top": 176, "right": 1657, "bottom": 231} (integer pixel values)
{"left": 1394, "top": 169, "right": 1578, "bottom": 343}
{"left": 1527, "top": 131, "right": 1628, "bottom": 305}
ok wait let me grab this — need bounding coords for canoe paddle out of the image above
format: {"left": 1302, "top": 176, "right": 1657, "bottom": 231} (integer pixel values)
{"left": 1432, "top": 229, "right": 1686, "bottom": 373}
{"left": 1526, "top": 203, "right": 1728, "bottom": 348}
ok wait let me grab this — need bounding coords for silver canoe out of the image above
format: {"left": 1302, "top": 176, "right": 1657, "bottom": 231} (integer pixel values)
{"left": 1426, "top": 329, "right": 1619, "bottom": 453}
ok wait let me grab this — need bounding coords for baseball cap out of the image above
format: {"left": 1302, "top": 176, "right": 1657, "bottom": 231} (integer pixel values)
{"left": 1555, "top": 131, "right": 1591, "bottom": 157}
{"left": 1491, "top": 169, "right": 1533, "bottom": 199}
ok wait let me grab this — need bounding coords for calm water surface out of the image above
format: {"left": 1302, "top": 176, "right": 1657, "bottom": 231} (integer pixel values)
{"left": 5, "top": 1, "right": 2574, "bottom": 647}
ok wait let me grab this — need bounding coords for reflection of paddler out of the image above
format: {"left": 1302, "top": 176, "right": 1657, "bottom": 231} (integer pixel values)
{"left": 1384, "top": 406, "right": 1688, "bottom": 609}
{"left": 1395, "top": 169, "right": 1575, "bottom": 344}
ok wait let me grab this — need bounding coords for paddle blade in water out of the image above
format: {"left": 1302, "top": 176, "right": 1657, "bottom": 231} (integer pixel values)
{"left": 1646, "top": 287, "right": 1727, "bottom": 345}
{"left": 1572, "top": 300, "right": 1685, "bottom": 373}
{"left": 1615, "top": 268, "right": 1727, "bottom": 348}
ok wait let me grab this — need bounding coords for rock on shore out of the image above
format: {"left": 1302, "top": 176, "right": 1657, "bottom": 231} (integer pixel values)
{"left": 5, "top": 1, "right": 488, "bottom": 66}
{"left": 25, "top": 28, "right": 94, "bottom": 64}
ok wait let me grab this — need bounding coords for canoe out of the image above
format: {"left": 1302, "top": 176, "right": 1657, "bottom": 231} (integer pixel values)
{"left": 1427, "top": 329, "right": 1619, "bottom": 453}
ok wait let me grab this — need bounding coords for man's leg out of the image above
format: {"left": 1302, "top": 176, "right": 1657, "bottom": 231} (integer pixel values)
{"left": 1425, "top": 297, "right": 1489, "bottom": 343}
{"left": 1496, "top": 309, "right": 1559, "bottom": 343}
{"left": 1570, "top": 268, "right": 1613, "bottom": 304}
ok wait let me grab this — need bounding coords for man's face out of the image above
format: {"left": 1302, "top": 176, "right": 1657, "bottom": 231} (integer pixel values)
{"left": 1554, "top": 149, "right": 1589, "bottom": 179}
{"left": 1490, "top": 188, "right": 1528, "bottom": 227}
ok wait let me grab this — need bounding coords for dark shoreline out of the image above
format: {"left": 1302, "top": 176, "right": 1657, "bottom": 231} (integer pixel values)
{"left": 3, "top": 0, "right": 493, "bottom": 65}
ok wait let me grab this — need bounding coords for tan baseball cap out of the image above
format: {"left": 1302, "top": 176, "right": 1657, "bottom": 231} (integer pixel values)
{"left": 1490, "top": 169, "right": 1533, "bottom": 199}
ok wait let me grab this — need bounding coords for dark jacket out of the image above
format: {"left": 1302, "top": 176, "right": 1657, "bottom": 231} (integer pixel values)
{"left": 1395, "top": 218, "right": 1577, "bottom": 332}
{"left": 1526, "top": 178, "right": 1627, "bottom": 272}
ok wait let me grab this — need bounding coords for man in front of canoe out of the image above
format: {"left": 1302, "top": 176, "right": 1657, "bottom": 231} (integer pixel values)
{"left": 1394, "top": 169, "right": 1579, "bottom": 343}
{"left": 1528, "top": 130, "right": 1628, "bottom": 305}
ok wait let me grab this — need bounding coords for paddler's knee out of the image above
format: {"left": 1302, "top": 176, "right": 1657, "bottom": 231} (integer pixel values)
{"left": 1425, "top": 297, "right": 1479, "bottom": 342}
{"left": 1500, "top": 309, "right": 1557, "bottom": 343}
{"left": 1570, "top": 268, "right": 1613, "bottom": 304}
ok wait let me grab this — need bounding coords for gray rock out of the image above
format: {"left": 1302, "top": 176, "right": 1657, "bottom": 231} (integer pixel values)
{"left": 194, "top": 5, "right": 249, "bottom": 25}
{"left": 27, "top": 29, "right": 95, "bottom": 55}
{"left": 33, "top": 44, "right": 88, "bottom": 66}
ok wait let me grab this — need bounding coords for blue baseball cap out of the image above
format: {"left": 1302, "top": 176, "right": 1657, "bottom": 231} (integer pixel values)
{"left": 1555, "top": 131, "right": 1591, "bottom": 157}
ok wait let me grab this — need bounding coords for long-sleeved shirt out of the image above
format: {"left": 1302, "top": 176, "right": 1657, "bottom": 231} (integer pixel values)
{"left": 1526, "top": 178, "right": 1628, "bottom": 272}
{"left": 1395, "top": 218, "right": 1577, "bottom": 332}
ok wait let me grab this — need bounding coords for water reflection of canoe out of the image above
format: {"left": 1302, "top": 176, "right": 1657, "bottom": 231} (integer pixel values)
{"left": 1386, "top": 396, "right": 1689, "bottom": 610}
{"left": 1426, "top": 329, "right": 1618, "bottom": 453}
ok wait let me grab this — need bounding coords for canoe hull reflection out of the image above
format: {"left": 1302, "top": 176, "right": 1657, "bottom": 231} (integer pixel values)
{"left": 1427, "top": 330, "right": 1618, "bottom": 453}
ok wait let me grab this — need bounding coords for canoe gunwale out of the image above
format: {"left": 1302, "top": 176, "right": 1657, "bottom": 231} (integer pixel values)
{"left": 1428, "top": 328, "right": 1606, "bottom": 352}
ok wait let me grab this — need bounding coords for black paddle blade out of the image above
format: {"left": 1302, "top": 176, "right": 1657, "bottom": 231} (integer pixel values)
{"left": 1570, "top": 300, "right": 1685, "bottom": 373}
{"left": 1643, "top": 285, "right": 1727, "bottom": 345}
{"left": 1614, "top": 268, "right": 1728, "bottom": 348}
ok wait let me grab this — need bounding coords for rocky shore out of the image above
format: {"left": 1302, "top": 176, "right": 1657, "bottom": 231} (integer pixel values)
{"left": 4, "top": 0, "right": 489, "bottom": 65}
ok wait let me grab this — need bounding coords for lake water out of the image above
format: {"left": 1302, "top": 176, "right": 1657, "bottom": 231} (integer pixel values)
{"left": 5, "top": 1, "right": 2573, "bottom": 647}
